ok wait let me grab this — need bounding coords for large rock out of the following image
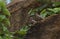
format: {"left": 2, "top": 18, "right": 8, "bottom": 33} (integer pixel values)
{"left": 24, "top": 14, "right": 60, "bottom": 39}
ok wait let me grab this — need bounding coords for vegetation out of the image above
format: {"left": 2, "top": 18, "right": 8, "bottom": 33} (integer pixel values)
{"left": 0, "top": 0, "right": 11, "bottom": 39}
{"left": 0, "top": 0, "right": 60, "bottom": 39}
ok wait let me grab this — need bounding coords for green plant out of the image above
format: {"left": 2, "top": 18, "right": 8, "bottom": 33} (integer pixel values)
{"left": 29, "top": 2, "right": 60, "bottom": 19}
{"left": 14, "top": 26, "right": 30, "bottom": 39}
{"left": 0, "top": 0, "right": 12, "bottom": 39}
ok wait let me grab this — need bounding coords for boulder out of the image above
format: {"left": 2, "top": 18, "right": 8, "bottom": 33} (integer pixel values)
{"left": 24, "top": 14, "right": 60, "bottom": 39}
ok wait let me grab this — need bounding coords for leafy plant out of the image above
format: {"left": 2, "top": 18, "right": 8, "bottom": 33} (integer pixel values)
{"left": 52, "top": 2, "right": 60, "bottom": 7}
{"left": 40, "top": 7, "right": 60, "bottom": 19}
{"left": 47, "top": 7, "right": 60, "bottom": 13}
{"left": 14, "top": 26, "right": 30, "bottom": 39}
{"left": 0, "top": 0, "right": 11, "bottom": 39}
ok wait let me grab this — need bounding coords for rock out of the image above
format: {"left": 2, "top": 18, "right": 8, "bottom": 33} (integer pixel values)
{"left": 24, "top": 14, "right": 60, "bottom": 39}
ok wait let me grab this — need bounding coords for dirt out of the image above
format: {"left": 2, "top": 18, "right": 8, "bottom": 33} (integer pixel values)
{"left": 7, "top": 0, "right": 40, "bottom": 32}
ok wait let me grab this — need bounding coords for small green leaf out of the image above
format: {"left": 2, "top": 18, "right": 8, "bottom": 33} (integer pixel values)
{"left": 47, "top": 7, "right": 60, "bottom": 13}
{"left": 0, "top": 36, "right": 3, "bottom": 39}
{"left": 0, "top": 0, "right": 6, "bottom": 8}
{"left": 53, "top": 2, "right": 60, "bottom": 7}
{"left": 3, "top": 18, "right": 10, "bottom": 26}
{"left": 17, "top": 26, "right": 29, "bottom": 36}
{"left": 40, "top": 9, "right": 48, "bottom": 19}
{"left": 2, "top": 9, "right": 11, "bottom": 16}
{"left": 28, "top": 9, "right": 33, "bottom": 14}
{"left": 0, "top": 15, "right": 6, "bottom": 22}
{"left": 29, "top": 9, "right": 36, "bottom": 16}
